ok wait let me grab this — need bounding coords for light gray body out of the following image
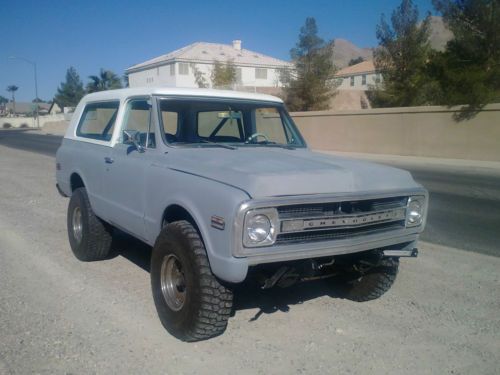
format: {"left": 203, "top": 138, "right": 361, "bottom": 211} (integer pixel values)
{"left": 56, "top": 88, "right": 427, "bottom": 283}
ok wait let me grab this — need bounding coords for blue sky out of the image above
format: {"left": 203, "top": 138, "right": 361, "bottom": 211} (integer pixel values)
{"left": 0, "top": 0, "right": 434, "bottom": 102}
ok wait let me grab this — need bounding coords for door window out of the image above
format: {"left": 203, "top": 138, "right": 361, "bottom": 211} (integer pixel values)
{"left": 122, "top": 99, "right": 155, "bottom": 148}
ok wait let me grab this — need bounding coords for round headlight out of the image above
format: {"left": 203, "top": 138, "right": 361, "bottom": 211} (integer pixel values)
{"left": 407, "top": 199, "right": 423, "bottom": 225}
{"left": 246, "top": 214, "right": 271, "bottom": 243}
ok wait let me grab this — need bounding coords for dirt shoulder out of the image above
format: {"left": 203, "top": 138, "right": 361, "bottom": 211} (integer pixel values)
{"left": 0, "top": 144, "right": 499, "bottom": 374}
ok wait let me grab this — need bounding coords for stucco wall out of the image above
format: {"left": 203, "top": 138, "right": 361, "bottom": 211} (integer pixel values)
{"left": 1, "top": 114, "right": 66, "bottom": 129}
{"left": 291, "top": 104, "right": 500, "bottom": 162}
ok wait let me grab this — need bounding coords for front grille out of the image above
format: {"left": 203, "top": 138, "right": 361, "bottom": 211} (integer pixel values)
{"left": 276, "top": 221, "right": 405, "bottom": 245}
{"left": 274, "top": 196, "right": 408, "bottom": 245}
{"left": 277, "top": 196, "right": 407, "bottom": 219}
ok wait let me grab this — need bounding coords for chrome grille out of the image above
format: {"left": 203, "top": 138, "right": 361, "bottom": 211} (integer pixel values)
{"left": 275, "top": 196, "right": 408, "bottom": 245}
{"left": 276, "top": 222, "right": 405, "bottom": 244}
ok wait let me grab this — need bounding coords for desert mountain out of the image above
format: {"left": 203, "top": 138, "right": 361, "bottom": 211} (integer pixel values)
{"left": 331, "top": 39, "right": 373, "bottom": 68}
{"left": 332, "top": 16, "right": 452, "bottom": 68}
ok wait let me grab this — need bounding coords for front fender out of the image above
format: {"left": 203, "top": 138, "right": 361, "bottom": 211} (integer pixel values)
{"left": 144, "top": 168, "right": 251, "bottom": 283}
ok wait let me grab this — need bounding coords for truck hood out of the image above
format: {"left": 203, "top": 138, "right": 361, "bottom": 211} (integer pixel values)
{"left": 168, "top": 147, "right": 421, "bottom": 198}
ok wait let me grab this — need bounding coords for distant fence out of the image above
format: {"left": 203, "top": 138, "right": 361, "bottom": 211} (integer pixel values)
{"left": 0, "top": 114, "right": 66, "bottom": 129}
{"left": 291, "top": 104, "right": 500, "bottom": 162}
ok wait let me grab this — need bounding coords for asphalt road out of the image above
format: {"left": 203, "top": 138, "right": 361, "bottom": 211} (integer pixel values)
{"left": 1, "top": 129, "right": 499, "bottom": 257}
{"left": 1, "top": 130, "right": 499, "bottom": 374}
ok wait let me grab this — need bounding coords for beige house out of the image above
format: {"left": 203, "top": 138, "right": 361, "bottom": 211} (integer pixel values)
{"left": 335, "top": 61, "right": 381, "bottom": 91}
{"left": 126, "top": 40, "right": 292, "bottom": 94}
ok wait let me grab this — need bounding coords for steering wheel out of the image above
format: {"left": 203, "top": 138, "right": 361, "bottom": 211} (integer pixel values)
{"left": 246, "top": 133, "right": 269, "bottom": 143}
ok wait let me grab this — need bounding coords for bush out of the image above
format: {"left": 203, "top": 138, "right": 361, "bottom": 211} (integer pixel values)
{"left": 20, "top": 123, "right": 29, "bottom": 128}
{"left": 2, "top": 123, "right": 12, "bottom": 129}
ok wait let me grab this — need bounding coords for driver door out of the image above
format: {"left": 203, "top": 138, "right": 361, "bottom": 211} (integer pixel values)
{"left": 102, "top": 97, "right": 156, "bottom": 240}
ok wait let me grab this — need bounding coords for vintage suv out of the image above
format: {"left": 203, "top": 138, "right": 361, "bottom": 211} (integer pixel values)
{"left": 56, "top": 87, "right": 427, "bottom": 341}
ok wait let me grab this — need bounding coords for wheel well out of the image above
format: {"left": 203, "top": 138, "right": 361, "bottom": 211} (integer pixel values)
{"left": 162, "top": 204, "right": 200, "bottom": 233}
{"left": 70, "top": 173, "right": 85, "bottom": 191}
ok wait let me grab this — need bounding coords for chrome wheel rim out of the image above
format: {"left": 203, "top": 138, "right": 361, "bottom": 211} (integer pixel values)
{"left": 72, "top": 206, "right": 83, "bottom": 244}
{"left": 160, "top": 254, "right": 186, "bottom": 311}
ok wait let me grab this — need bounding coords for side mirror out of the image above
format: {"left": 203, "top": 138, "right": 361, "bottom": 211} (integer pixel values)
{"left": 123, "top": 130, "right": 145, "bottom": 153}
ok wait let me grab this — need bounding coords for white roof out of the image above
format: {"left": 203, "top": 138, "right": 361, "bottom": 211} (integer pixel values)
{"left": 126, "top": 42, "right": 292, "bottom": 72}
{"left": 81, "top": 87, "right": 283, "bottom": 103}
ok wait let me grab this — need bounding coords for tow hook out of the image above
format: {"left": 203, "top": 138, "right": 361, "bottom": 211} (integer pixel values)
{"left": 382, "top": 248, "right": 418, "bottom": 257}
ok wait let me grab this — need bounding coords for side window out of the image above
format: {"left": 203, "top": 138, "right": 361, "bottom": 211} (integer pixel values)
{"left": 255, "top": 107, "right": 287, "bottom": 144}
{"left": 122, "top": 99, "right": 155, "bottom": 148}
{"left": 76, "top": 101, "right": 119, "bottom": 141}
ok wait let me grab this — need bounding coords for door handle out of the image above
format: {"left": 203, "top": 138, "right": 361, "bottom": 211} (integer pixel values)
{"left": 104, "top": 157, "right": 114, "bottom": 164}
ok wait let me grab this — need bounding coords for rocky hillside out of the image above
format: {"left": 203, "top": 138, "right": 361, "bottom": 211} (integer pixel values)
{"left": 332, "top": 16, "right": 452, "bottom": 68}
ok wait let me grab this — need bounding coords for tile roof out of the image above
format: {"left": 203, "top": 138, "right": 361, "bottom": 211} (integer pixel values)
{"left": 126, "top": 42, "right": 292, "bottom": 72}
{"left": 336, "top": 60, "right": 377, "bottom": 76}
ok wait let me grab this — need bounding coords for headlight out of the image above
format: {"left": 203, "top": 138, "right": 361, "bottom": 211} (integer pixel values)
{"left": 406, "top": 196, "right": 425, "bottom": 227}
{"left": 243, "top": 208, "right": 279, "bottom": 247}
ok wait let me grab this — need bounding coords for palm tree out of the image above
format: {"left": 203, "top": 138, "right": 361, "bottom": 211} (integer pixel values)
{"left": 6, "top": 85, "right": 19, "bottom": 115}
{"left": 86, "top": 69, "right": 123, "bottom": 93}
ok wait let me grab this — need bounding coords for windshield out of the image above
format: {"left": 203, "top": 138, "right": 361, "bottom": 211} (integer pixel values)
{"left": 157, "top": 98, "right": 306, "bottom": 148}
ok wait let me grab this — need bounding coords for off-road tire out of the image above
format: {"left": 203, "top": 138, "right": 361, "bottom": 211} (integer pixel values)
{"left": 67, "top": 187, "right": 113, "bottom": 261}
{"left": 335, "top": 257, "right": 399, "bottom": 302}
{"left": 151, "top": 220, "right": 233, "bottom": 342}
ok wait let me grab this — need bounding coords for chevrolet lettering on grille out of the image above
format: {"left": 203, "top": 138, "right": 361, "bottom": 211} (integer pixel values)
{"left": 280, "top": 208, "right": 406, "bottom": 233}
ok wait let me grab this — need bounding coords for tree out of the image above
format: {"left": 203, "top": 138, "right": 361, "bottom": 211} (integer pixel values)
{"left": 123, "top": 73, "right": 129, "bottom": 88}
{"left": 6, "top": 85, "right": 19, "bottom": 114}
{"left": 54, "top": 67, "right": 85, "bottom": 108}
{"left": 86, "top": 69, "right": 123, "bottom": 93}
{"left": 348, "top": 56, "right": 365, "bottom": 66}
{"left": 431, "top": 0, "right": 500, "bottom": 117}
{"left": 370, "top": 0, "right": 439, "bottom": 107}
{"left": 283, "top": 17, "right": 338, "bottom": 111}
{"left": 190, "top": 63, "right": 209, "bottom": 88}
{"left": 210, "top": 60, "right": 236, "bottom": 89}
{"left": 0, "top": 95, "right": 8, "bottom": 105}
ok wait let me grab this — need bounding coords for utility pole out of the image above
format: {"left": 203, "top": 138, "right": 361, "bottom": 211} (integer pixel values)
{"left": 9, "top": 56, "right": 40, "bottom": 128}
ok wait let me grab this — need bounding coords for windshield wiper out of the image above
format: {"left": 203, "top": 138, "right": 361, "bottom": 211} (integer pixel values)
{"left": 243, "top": 141, "right": 296, "bottom": 150}
{"left": 198, "top": 139, "right": 237, "bottom": 150}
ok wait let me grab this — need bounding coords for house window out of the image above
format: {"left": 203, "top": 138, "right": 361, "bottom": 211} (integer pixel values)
{"left": 255, "top": 68, "right": 267, "bottom": 80}
{"left": 236, "top": 68, "right": 242, "bottom": 84}
{"left": 170, "top": 64, "right": 175, "bottom": 76}
{"left": 350, "top": 76, "right": 355, "bottom": 86}
{"left": 179, "top": 63, "right": 189, "bottom": 75}
{"left": 362, "top": 75, "right": 367, "bottom": 85}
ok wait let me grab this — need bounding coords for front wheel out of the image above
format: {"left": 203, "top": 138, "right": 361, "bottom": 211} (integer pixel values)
{"left": 150, "top": 220, "right": 233, "bottom": 341}
{"left": 333, "top": 257, "right": 399, "bottom": 302}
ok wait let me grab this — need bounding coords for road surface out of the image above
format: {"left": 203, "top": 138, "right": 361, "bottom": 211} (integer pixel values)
{"left": 1, "top": 129, "right": 499, "bottom": 256}
{"left": 1, "top": 132, "right": 499, "bottom": 374}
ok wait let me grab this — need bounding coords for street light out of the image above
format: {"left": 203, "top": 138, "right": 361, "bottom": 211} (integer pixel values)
{"left": 8, "top": 56, "right": 40, "bottom": 128}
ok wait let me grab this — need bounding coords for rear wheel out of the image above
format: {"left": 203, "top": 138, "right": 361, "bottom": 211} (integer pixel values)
{"left": 333, "top": 257, "right": 399, "bottom": 302}
{"left": 67, "top": 187, "right": 113, "bottom": 261}
{"left": 151, "top": 220, "right": 233, "bottom": 341}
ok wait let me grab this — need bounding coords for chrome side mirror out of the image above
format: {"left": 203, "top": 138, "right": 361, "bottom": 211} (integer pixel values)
{"left": 123, "top": 130, "right": 145, "bottom": 153}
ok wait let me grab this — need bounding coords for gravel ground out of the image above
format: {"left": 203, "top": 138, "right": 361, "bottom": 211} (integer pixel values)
{"left": 0, "top": 145, "right": 499, "bottom": 375}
